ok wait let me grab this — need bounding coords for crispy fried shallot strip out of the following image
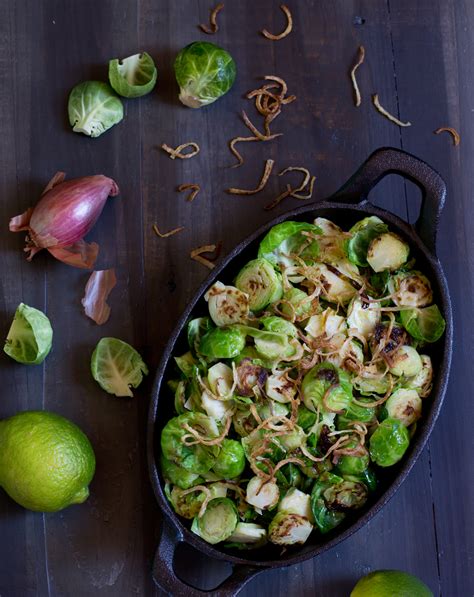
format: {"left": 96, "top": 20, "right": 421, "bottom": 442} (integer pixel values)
{"left": 227, "top": 159, "right": 274, "bottom": 195}
{"left": 434, "top": 127, "right": 460, "bottom": 146}
{"left": 190, "top": 243, "right": 222, "bottom": 269}
{"left": 179, "top": 485, "right": 213, "bottom": 518}
{"left": 152, "top": 224, "right": 185, "bottom": 238}
{"left": 182, "top": 416, "right": 231, "bottom": 446}
{"left": 177, "top": 183, "right": 201, "bottom": 202}
{"left": 265, "top": 166, "right": 316, "bottom": 209}
{"left": 261, "top": 4, "right": 293, "bottom": 40}
{"left": 199, "top": 3, "right": 224, "bottom": 34}
{"left": 350, "top": 46, "right": 365, "bottom": 107}
{"left": 161, "top": 142, "right": 200, "bottom": 159}
{"left": 241, "top": 110, "right": 282, "bottom": 141}
{"left": 372, "top": 94, "right": 411, "bottom": 127}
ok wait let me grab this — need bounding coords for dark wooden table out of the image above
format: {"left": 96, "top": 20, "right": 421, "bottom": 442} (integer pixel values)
{"left": 0, "top": 1, "right": 472, "bottom": 596}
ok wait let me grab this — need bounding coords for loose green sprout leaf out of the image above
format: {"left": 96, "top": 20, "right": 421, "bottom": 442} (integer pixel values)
{"left": 91, "top": 337, "right": 148, "bottom": 397}
{"left": 400, "top": 305, "right": 446, "bottom": 343}
{"left": 108, "top": 52, "right": 157, "bottom": 98}
{"left": 193, "top": 497, "right": 239, "bottom": 544}
{"left": 235, "top": 259, "right": 283, "bottom": 311}
{"left": 187, "top": 317, "right": 214, "bottom": 357}
{"left": 346, "top": 216, "right": 388, "bottom": 267}
{"left": 369, "top": 417, "right": 410, "bottom": 467}
{"left": 258, "top": 221, "right": 321, "bottom": 269}
{"left": 68, "top": 81, "right": 123, "bottom": 137}
{"left": 260, "top": 316, "right": 298, "bottom": 337}
{"left": 174, "top": 41, "right": 236, "bottom": 109}
{"left": 161, "top": 456, "right": 202, "bottom": 490}
{"left": 4, "top": 303, "right": 53, "bottom": 365}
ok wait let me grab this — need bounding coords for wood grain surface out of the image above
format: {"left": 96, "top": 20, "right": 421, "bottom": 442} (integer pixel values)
{"left": 0, "top": 1, "right": 472, "bottom": 596}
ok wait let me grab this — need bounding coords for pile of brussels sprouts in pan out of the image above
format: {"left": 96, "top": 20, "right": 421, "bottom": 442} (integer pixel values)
{"left": 160, "top": 216, "right": 446, "bottom": 549}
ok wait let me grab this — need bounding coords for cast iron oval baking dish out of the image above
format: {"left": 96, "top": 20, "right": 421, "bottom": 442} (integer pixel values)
{"left": 147, "top": 147, "right": 453, "bottom": 596}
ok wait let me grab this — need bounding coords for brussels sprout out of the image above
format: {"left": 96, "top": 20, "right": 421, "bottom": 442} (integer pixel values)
{"left": 235, "top": 259, "right": 283, "bottom": 311}
{"left": 201, "top": 389, "right": 234, "bottom": 422}
{"left": 369, "top": 417, "right": 410, "bottom": 467}
{"left": 207, "top": 362, "right": 234, "bottom": 397}
{"left": 258, "top": 221, "right": 321, "bottom": 269}
{"left": 68, "top": 81, "right": 123, "bottom": 137}
{"left": 310, "top": 473, "right": 346, "bottom": 533}
{"left": 4, "top": 303, "right": 53, "bottom": 365}
{"left": 173, "top": 380, "right": 187, "bottom": 415}
{"left": 323, "top": 479, "right": 368, "bottom": 509}
{"left": 355, "top": 468, "right": 378, "bottom": 492}
{"left": 336, "top": 440, "right": 370, "bottom": 476}
{"left": 302, "top": 363, "right": 353, "bottom": 413}
{"left": 91, "top": 337, "right": 148, "bottom": 397}
{"left": 160, "top": 413, "right": 219, "bottom": 474}
{"left": 169, "top": 486, "right": 205, "bottom": 519}
{"left": 204, "top": 282, "right": 250, "bottom": 326}
{"left": 280, "top": 286, "right": 316, "bottom": 319}
{"left": 327, "top": 338, "right": 364, "bottom": 372}
{"left": 388, "top": 271, "right": 433, "bottom": 307}
{"left": 400, "top": 305, "right": 446, "bottom": 343}
{"left": 406, "top": 355, "right": 433, "bottom": 397}
{"left": 266, "top": 370, "right": 297, "bottom": 403}
{"left": 346, "top": 296, "right": 381, "bottom": 338}
{"left": 192, "top": 497, "right": 239, "bottom": 544}
{"left": 260, "top": 316, "right": 298, "bottom": 337}
{"left": 305, "top": 308, "right": 347, "bottom": 338}
{"left": 314, "top": 217, "right": 346, "bottom": 262}
{"left": 275, "top": 462, "right": 303, "bottom": 489}
{"left": 239, "top": 326, "right": 290, "bottom": 360}
{"left": 228, "top": 522, "right": 267, "bottom": 544}
{"left": 161, "top": 455, "right": 202, "bottom": 489}
{"left": 385, "top": 388, "right": 422, "bottom": 426}
{"left": 316, "top": 264, "right": 358, "bottom": 304}
{"left": 241, "top": 428, "right": 286, "bottom": 465}
{"left": 337, "top": 398, "right": 377, "bottom": 428}
{"left": 353, "top": 370, "right": 391, "bottom": 396}
{"left": 174, "top": 352, "right": 198, "bottom": 378}
{"left": 388, "top": 345, "right": 423, "bottom": 377}
{"left": 268, "top": 512, "right": 313, "bottom": 545}
{"left": 246, "top": 476, "right": 280, "bottom": 510}
{"left": 345, "top": 216, "right": 388, "bottom": 267}
{"left": 278, "top": 487, "right": 314, "bottom": 522}
{"left": 174, "top": 41, "right": 236, "bottom": 108}
{"left": 366, "top": 232, "right": 410, "bottom": 272}
{"left": 187, "top": 317, "right": 214, "bottom": 356}
{"left": 212, "top": 439, "right": 245, "bottom": 478}
{"left": 279, "top": 424, "right": 306, "bottom": 451}
{"left": 108, "top": 51, "right": 157, "bottom": 98}
{"left": 200, "top": 326, "right": 246, "bottom": 360}
{"left": 297, "top": 405, "right": 318, "bottom": 431}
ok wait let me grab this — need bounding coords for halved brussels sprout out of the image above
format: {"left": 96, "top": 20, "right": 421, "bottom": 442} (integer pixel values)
{"left": 278, "top": 487, "right": 314, "bottom": 522}
{"left": 4, "top": 303, "right": 53, "bottom": 365}
{"left": 169, "top": 486, "right": 205, "bottom": 519}
{"left": 266, "top": 370, "right": 297, "bottom": 403}
{"left": 337, "top": 398, "right": 377, "bottom": 428}
{"left": 302, "top": 362, "right": 353, "bottom": 413}
{"left": 212, "top": 439, "right": 245, "bottom": 479}
{"left": 240, "top": 326, "right": 290, "bottom": 360}
{"left": 68, "top": 81, "right": 123, "bottom": 138}
{"left": 187, "top": 317, "right": 214, "bottom": 356}
{"left": 108, "top": 51, "right": 157, "bottom": 98}
{"left": 235, "top": 258, "right": 283, "bottom": 311}
{"left": 316, "top": 264, "right": 358, "bottom": 304}
{"left": 279, "top": 424, "right": 307, "bottom": 451}
{"left": 336, "top": 439, "right": 370, "bottom": 476}
{"left": 258, "top": 221, "right": 321, "bottom": 269}
{"left": 366, "top": 232, "right": 410, "bottom": 272}
{"left": 346, "top": 296, "right": 381, "bottom": 338}
{"left": 305, "top": 308, "right": 347, "bottom": 338}
{"left": 228, "top": 522, "right": 267, "bottom": 544}
{"left": 310, "top": 472, "right": 347, "bottom": 533}
{"left": 406, "top": 355, "right": 433, "bottom": 397}
{"left": 160, "top": 413, "right": 219, "bottom": 474}
{"left": 369, "top": 417, "right": 410, "bottom": 466}
{"left": 268, "top": 512, "right": 313, "bottom": 545}
{"left": 160, "top": 456, "right": 202, "bottom": 489}
{"left": 400, "top": 305, "right": 446, "bottom": 343}
{"left": 192, "top": 497, "right": 239, "bottom": 544}
{"left": 246, "top": 476, "right": 280, "bottom": 510}
{"left": 388, "top": 345, "right": 423, "bottom": 377}
{"left": 280, "top": 286, "right": 316, "bottom": 319}
{"left": 200, "top": 326, "right": 246, "bottom": 360}
{"left": 207, "top": 362, "right": 234, "bottom": 396}
{"left": 205, "top": 282, "right": 250, "bottom": 326}
{"left": 201, "top": 389, "right": 234, "bottom": 421}
{"left": 388, "top": 271, "right": 433, "bottom": 307}
{"left": 385, "top": 388, "right": 422, "bottom": 426}
{"left": 174, "top": 42, "right": 236, "bottom": 108}
{"left": 346, "top": 216, "right": 388, "bottom": 267}
{"left": 326, "top": 338, "right": 364, "bottom": 372}
{"left": 260, "top": 316, "right": 298, "bottom": 337}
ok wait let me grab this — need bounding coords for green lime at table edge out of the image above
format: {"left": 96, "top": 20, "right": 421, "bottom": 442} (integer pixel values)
{"left": 351, "top": 570, "right": 433, "bottom": 597}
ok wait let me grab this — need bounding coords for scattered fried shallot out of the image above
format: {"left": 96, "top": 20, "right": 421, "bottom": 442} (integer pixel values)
{"left": 227, "top": 159, "right": 275, "bottom": 195}
{"left": 434, "top": 126, "right": 460, "bottom": 146}
{"left": 261, "top": 4, "right": 293, "bottom": 40}
{"left": 152, "top": 224, "right": 185, "bottom": 238}
{"left": 350, "top": 46, "right": 365, "bottom": 107}
{"left": 161, "top": 142, "right": 200, "bottom": 160}
{"left": 190, "top": 243, "right": 222, "bottom": 269}
{"left": 265, "top": 166, "right": 316, "bottom": 210}
{"left": 177, "top": 183, "right": 201, "bottom": 202}
{"left": 229, "top": 134, "right": 280, "bottom": 168}
{"left": 199, "top": 3, "right": 224, "bottom": 33}
{"left": 372, "top": 94, "right": 411, "bottom": 127}
{"left": 81, "top": 269, "right": 117, "bottom": 325}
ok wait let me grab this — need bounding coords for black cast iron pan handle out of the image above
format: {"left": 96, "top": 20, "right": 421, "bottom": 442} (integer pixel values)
{"left": 153, "top": 520, "right": 264, "bottom": 596}
{"left": 331, "top": 147, "right": 446, "bottom": 255}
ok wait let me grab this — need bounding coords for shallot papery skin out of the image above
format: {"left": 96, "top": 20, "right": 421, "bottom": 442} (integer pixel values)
{"left": 9, "top": 172, "right": 119, "bottom": 269}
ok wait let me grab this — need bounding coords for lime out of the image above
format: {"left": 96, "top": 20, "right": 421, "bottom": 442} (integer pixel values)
{"left": 351, "top": 570, "right": 433, "bottom": 597}
{"left": 91, "top": 337, "right": 148, "bottom": 397}
{"left": 0, "top": 411, "right": 95, "bottom": 512}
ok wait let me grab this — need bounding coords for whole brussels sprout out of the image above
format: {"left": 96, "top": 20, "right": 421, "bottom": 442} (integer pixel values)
{"left": 204, "top": 282, "right": 250, "bottom": 326}
{"left": 302, "top": 362, "right": 353, "bottom": 414}
{"left": 235, "top": 259, "right": 283, "bottom": 311}
{"left": 200, "top": 326, "right": 246, "bottom": 360}
{"left": 212, "top": 439, "right": 245, "bottom": 478}
{"left": 369, "top": 417, "right": 410, "bottom": 467}
{"left": 388, "top": 271, "right": 433, "bottom": 308}
{"left": 385, "top": 388, "right": 422, "bottom": 426}
{"left": 389, "top": 345, "right": 423, "bottom": 377}
{"left": 192, "top": 497, "right": 239, "bottom": 544}
{"left": 174, "top": 42, "right": 236, "bottom": 109}
{"left": 366, "top": 232, "right": 409, "bottom": 272}
{"left": 161, "top": 455, "right": 202, "bottom": 489}
{"left": 160, "top": 413, "right": 219, "bottom": 474}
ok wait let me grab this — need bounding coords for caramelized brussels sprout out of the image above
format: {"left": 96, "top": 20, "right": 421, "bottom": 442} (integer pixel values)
{"left": 367, "top": 232, "right": 409, "bottom": 272}
{"left": 205, "top": 282, "right": 250, "bottom": 326}
{"left": 369, "top": 418, "right": 410, "bottom": 467}
{"left": 235, "top": 259, "right": 283, "bottom": 311}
